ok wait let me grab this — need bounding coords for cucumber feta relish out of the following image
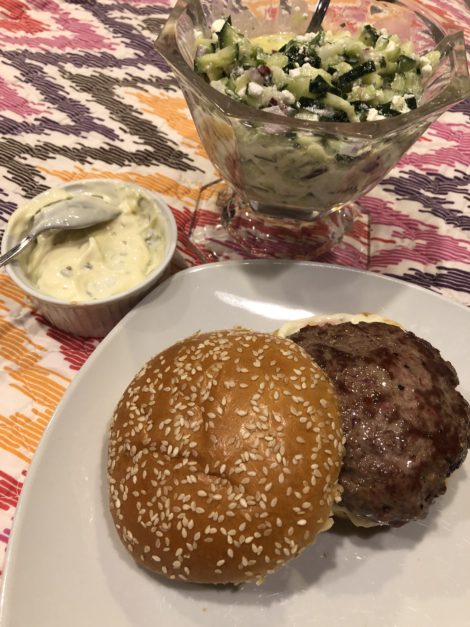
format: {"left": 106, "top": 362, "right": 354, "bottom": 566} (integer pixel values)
{"left": 194, "top": 18, "right": 440, "bottom": 122}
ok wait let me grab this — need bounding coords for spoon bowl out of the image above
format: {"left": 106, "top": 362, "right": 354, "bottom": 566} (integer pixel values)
{"left": 0, "top": 197, "right": 120, "bottom": 268}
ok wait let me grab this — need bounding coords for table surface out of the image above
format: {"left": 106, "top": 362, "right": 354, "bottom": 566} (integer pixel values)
{"left": 0, "top": 0, "right": 469, "bottom": 579}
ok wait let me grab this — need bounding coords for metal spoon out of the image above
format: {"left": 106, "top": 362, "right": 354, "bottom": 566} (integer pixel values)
{"left": 306, "top": 0, "right": 330, "bottom": 33}
{"left": 0, "top": 197, "right": 120, "bottom": 268}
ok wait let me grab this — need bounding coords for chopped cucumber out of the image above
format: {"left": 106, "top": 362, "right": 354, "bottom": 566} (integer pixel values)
{"left": 271, "top": 66, "right": 288, "bottom": 89}
{"left": 323, "top": 93, "right": 356, "bottom": 121}
{"left": 375, "top": 35, "right": 390, "bottom": 52}
{"left": 378, "top": 60, "right": 398, "bottom": 76}
{"left": 195, "top": 37, "right": 214, "bottom": 51}
{"left": 288, "top": 77, "right": 313, "bottom": 100}
{"left": 334, "top": 60, "right": 376, "bottom": 89}
{"left": 194, "top": 18, "right": 440, "bottom": 123}
{"left": 332, "top": 61, "right": 353, "bottom": 77}
{"left": 343, "top": 40, "right": 366, "bottom": 61}
{"left": 218, "top": 20, "right": 243, "bottom": 48}
{"left": 195, "top": 45, "right": 237, "bottom": 76}
{"left": 391, "top": 73, "right": 406, "bottom": 93}
{"left": 309, "top": 75, "right": 336, "bottom": 96}
{"left": 362, "top": 72, "right": 383, "bottom": 89}
{"left": 405, "top": 95, "right": 417, "bottom": 109}
{"left": 238, "top": 37, "right": 256, "bottom": 65}
{"left": 360, "top": 25, "right": 380, "bottom": 47}
{"left": 265, "top": 53, "right": 289, "bottom": 70}
{"left": 377, "top": 102, "right": 401, "bottom": 117}
{"left": 404, "top": 71, "right": 421, "bottom": 94}
{"left": 397, "top": 54, "right": 417, "bottom": 72}
{"left": 234, "top": 73, "right": 249, "bottom": 93}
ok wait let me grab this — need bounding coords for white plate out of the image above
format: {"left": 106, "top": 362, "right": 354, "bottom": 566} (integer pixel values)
{"left": 1, "top": 261, "right": 470, "bottom": 627}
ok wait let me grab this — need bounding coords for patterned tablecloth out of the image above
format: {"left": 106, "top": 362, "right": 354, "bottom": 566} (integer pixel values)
{"left": 0, "top": 0, "right": 468, "bottom": 576}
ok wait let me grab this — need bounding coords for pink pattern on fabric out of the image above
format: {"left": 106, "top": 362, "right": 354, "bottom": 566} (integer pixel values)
{"left": 0, "top": 77, "right": 44, "bottom": 115}
{"left": 0, "top": 470, "right": 25, "bottom": 513}
{"left": 0, "top": 0, "right": 117, "bottom": 51}
{"left": 43, "top": 322, "right": 100, "bottom": 371}
{"left": 428, "top": 121, "right": 470, "bottom": 146}
{"left": 0, "top": 528, "right": 10, "bottom": 546}
{"left": 361, "top": 194, "right": 470, "bottom": 269}
{"left": 399, "top": 147, "right": 468, "bottom": 170}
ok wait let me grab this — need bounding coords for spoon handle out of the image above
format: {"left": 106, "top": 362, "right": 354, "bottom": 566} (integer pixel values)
{"left": 306, "top": 0, "right": 330, "bottom": 33}
{"left": 0, "top": 234, "right": 34, "bottom": 269}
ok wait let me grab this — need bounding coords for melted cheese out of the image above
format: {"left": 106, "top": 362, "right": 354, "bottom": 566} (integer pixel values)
{"left": 276, "top": 312, "right": 401, "bottom": 339}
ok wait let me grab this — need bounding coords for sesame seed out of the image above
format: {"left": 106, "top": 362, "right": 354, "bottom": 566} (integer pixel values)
{"left": 108, "top": 329, "right": 342, "bottom": 583}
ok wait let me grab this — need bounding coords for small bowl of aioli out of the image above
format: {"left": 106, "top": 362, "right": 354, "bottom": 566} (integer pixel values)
{"left": 1, "top": 179, "right": 177, "bottom": 337}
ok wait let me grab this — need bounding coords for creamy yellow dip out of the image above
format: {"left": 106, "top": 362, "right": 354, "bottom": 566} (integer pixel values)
{"left": 9, "top": 181, "right": 167, "bottom": 302}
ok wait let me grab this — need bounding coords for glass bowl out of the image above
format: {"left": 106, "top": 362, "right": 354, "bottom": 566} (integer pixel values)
{"left": 155, "top": 0, "right": 470, "bottom": 259}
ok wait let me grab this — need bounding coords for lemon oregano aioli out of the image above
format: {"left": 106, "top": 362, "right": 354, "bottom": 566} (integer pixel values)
{"left": 9, "top": 183, "right": 166, "bottom": 302}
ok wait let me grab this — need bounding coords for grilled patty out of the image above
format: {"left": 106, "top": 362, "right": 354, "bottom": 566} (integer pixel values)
{"left": 289, "top": 322, "right": 470, "bottom": 526}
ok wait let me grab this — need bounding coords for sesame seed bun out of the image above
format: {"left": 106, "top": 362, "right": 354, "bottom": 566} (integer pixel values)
{"left": 107, "top": 328, "right": 343, "bottom": 584}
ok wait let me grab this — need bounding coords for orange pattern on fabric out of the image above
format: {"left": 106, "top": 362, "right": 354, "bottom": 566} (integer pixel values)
{"left": 35, "top": 166, "right": 207, "bottom": 206}
{"left": 0, "top": 274, "right": 31, "bottom": 308}
{"left": 129, "top": 91, "right": 208, "bottom": 159}
{"left": 0, "top": 316, "right": 70, "bottom": 463}
{"left": 0, "top": 412, "right": 51, "bottom": 463}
